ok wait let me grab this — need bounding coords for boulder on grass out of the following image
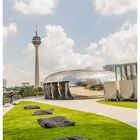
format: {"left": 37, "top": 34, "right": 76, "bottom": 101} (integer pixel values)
{"left": 38, "top": 116, "right": 75, "bottom": 128}
{"left": 24, "top": 105, "right": 40, "bottom": 110}
{"left": 33, "top": 109, "right": 54, "bottom": 116}
{"left": 55, "top": 136, "right": 87, "bottom": 140}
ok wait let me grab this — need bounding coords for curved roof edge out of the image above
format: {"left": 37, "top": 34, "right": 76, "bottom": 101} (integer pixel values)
{"left": 44, "top": 69, "right": 115, "bottom": 83}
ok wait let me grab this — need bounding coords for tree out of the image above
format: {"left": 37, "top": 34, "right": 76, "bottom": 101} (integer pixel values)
{"left": 37, "top": 87, "right": 43, "bottom": 92}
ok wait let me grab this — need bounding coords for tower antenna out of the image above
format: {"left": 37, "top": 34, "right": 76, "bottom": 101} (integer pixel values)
{"left": 35, "top": 24, "right": 38, "bottom": 36}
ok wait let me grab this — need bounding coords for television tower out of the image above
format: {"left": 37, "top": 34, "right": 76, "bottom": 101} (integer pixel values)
{"left": 32, "top": 27, "right": 41, "bottom": 88}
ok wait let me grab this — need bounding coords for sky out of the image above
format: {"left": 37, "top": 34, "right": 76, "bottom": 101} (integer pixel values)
{"left": 3, "top": 0, "right": 137, "bottom": 87}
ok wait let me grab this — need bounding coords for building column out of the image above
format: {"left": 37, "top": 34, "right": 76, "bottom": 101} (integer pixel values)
{"left": 135, "top": 64, "right": 137, "bottom": 74}
{"left": 57, "top": 82, "right": 62, "bottom": 97}
{"left": 130, "top": 65, "right": 133, "bottom": 76}
{"left": 120, "top": 66, "right": 123, "bottom": 80}
{"left": 65, "top": 82, "right": 68, "bottom": 99}
{"left": 115, "top": 66, "right": 117, "bottom": 80}
{"left": 50, "top": 83, "right": 54, "bottom": 99}
{"left": 124, "top": 65, "right": 127, "bottom": 79}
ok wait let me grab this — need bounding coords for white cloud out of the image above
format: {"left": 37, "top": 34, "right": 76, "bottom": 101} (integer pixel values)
{"left": 3, "top": 23, "right": 17, "bottom": 41}
{"left": 91, "top": 0, "right": 137, "bottom": 15}
{"left": 4, "top": 23, "right": 136, "bottom": 86}
{"left": 20, "top": 25, "right": 95, "bottom": 86}
{"left": 3, "top": 63, "right": 34, "bottom": 87}
{"left": 87, "top": 23, "right": 137, "bottom": 65}
{"left": 12, "top": 0, "right": 59, "bottom": 15}
{"left": 25, "top": 25, "right": 94, "bottom": 74}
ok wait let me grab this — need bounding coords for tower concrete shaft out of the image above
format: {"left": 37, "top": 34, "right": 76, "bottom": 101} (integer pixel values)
{"left": 35, "top": 45, "right": 39, "bottom": 88}
{"left": 32, "top": 30, "right": 41, "bottom": 88}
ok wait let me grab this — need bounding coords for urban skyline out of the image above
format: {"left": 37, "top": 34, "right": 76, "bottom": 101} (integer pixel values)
{"left": 3, "top": 0, "right": 137, "bottom": 87}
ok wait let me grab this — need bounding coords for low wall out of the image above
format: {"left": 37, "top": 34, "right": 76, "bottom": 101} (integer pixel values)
{"left": 133, "top": 80, "right": 137, "bottom": 100}
{"left": 119, "top": 80, "right": 134, "bottom": 99}
{"left": 104, "top": 81, "right": 117, "bottom": 100}
{"left": 104, "top": 80, "right": 137, "bottom": 100}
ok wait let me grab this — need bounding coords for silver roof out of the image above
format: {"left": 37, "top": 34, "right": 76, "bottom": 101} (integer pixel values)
{"left": 44, "top": 69, "right": 115, "bottom": 84}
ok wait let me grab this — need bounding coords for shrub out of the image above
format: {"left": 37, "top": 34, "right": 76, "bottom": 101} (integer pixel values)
{"left": 18, "top": 86, "right": 44, "bottom": 97}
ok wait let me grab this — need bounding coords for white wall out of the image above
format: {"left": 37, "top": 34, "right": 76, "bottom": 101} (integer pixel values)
{"left": 119, "top": 80, "right": 134, "bottom": 99}
{"left": 104, "top": 80, "right": 137, "bottom": 100}
{"left": 104, "top": 81, "right": 117, "bottom": 99}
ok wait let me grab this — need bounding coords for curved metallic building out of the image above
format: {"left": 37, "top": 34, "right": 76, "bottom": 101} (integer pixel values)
{"left": 44, "top": 69, "right": 115, "bottom": 85}
{"left": 43, "top": 69, "right": 115, "bottom": 100}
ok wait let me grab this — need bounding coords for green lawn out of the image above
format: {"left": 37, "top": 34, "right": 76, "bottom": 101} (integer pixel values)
{"left": 97, "top": 100, "right": 137, "bottom": 109}
{"left": 3, "top": 101, "right": 137, "bottom": 140}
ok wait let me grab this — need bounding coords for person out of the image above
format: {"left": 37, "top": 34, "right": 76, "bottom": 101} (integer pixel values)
{"left": 9, "top": 91, "right": 14, "bottom": 104}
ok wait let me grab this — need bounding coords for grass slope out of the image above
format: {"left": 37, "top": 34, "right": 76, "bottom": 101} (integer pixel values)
{"left": 3, "top": 101, "right": 137, "bottom": 140}
{"left": 97, "top": 100, "right": 137, "bottom": 109}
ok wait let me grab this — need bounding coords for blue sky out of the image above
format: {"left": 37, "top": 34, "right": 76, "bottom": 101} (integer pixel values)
{"left": 3, "top": 0, "right": 137, "bottom": 86}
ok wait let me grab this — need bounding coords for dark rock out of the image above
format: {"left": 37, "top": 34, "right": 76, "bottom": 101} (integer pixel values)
{"left": 55, "top": 136, "right": 87, "bottom": 140}
{"left": 33, "top": 109, "right": 54, "bottom": 116}
{"left": 12, "top": 103, "right": 17, "bottom": 105}
{"left": 24, "top": 105, "right": 40, "bottom": 110}
{"left": 38, "top": 116, "right": 75, "bottom": 128}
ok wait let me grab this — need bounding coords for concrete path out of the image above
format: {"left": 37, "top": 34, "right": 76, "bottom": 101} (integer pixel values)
{"left": 3, "top": 100, "right": 21, "bottom": 115}
{"left": 22, "top": 98, "right": 137, "bottom": 128}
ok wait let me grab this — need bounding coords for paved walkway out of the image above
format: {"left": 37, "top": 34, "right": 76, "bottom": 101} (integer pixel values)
{"left": 22, "top": 98, "right": 137, "bottom": 128}
{"left": 3, "top": 100, "right": 21, "bottom": 115}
